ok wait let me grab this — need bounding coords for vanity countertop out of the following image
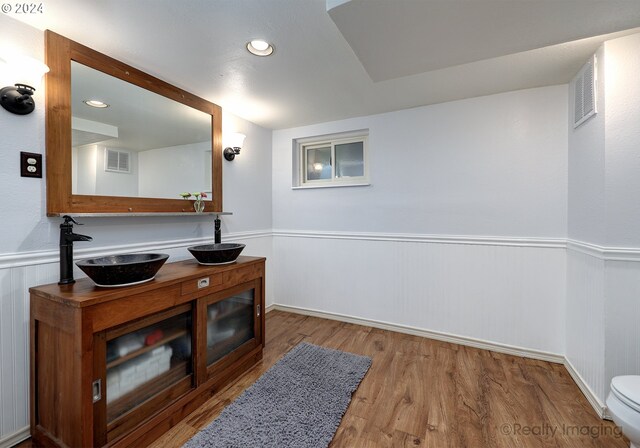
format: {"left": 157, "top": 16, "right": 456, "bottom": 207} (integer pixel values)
{"left": 29, "top": 255, "right": 265, "bottom": 308}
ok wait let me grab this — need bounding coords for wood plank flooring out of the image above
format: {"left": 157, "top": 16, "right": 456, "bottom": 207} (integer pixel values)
{"left": 18, "top": 310, "right": 627, "bottom": 447}
{"left": 151, "top": 310, "right": 627, "bottom": 448}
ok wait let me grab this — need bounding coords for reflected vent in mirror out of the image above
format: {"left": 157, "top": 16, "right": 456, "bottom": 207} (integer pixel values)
{"left": 573, "top": 54, "right": 597, "bottom": 128}
{"left": 105, "top": 148, "right": 130, "bottom": 173}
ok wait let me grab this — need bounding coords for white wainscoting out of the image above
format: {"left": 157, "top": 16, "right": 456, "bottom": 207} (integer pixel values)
{"left": 604, "top": 258, "right": 640, "bottom": 412}
{"left": 565, "top": 244, "right": 607, "bottom": 415}
{"left": 565, "top": 240, "right": 640, "bottom": 418}
{"left": 0, "top": 231, "right": 272, "bottom": 447}
{"left": 272, "top": 233, "right": 640, "bottom": 420}
{"left": 0, "top": 264, "right": 56, "bottom": 447}
{"left": 272, "top": 230, "right": 567, "bottom": 356}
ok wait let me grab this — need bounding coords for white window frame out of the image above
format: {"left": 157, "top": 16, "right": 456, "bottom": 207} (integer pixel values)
{"left": 293, "top": 130, "right": 369, "bottom": 189}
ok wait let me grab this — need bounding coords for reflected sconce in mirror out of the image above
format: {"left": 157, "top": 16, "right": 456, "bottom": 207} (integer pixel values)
{"left": 223, "top": 133, "right": 246, "bottom": 161}
{"left": 0, "top": 55, "right": 50, "bottom": 115}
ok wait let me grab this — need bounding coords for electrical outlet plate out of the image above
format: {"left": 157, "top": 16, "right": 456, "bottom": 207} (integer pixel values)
{"left": 20, "top": 151, "right": 42, "bottom": 178}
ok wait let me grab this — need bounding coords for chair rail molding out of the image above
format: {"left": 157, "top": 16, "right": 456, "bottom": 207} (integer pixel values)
{"left": 567, "top": 239, "right": 640, "bottom": 261}
{"left": 273, "top": 229, "right": 567, "bottom": 248}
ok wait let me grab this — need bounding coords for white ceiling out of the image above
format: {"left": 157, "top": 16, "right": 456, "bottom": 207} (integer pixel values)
{"left": 71, "top": 61, "right": 211, "bottom": 151}
{"left": 329, "top": 0, "right": 640, "bottom": 82}
{"left": 12, "top": 0, "right": 640, "bottom": 130}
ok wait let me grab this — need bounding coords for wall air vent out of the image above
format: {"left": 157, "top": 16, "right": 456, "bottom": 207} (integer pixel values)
{"left": 573, "top": 55, "right": 597, "bottom": 128}
{"left": 105, "top": 148, "right": 130, "bottom": 173}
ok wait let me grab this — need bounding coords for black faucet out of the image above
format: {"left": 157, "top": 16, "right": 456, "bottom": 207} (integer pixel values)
{"left": 214, "top": 214, "right": 222, "bottom": 244}
{"left": 59, "top": 215, "right": 93, "bottom": 285}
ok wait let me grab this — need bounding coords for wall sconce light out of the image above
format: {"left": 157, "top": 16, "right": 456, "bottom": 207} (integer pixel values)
{"left": 223, "top": 133, "right": 246, "bottom": 161}
{"left": 0, "top": 55, "right": 50, "bottom": 115}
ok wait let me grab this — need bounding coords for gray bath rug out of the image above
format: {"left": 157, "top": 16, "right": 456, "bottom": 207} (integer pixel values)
{"left": 183, "top": 342, "right": 372, "bottom": 448}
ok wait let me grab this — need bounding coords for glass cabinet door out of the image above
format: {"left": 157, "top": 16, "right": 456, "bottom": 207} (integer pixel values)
{"left": 206, "top": 288, "right": 255, "bottom": 366}
{"left": 105, "top": 308, "right": 193, "bottom": 424}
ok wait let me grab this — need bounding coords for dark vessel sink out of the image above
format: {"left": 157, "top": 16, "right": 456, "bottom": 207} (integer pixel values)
{"left": 76, "top": 253, "right": 169, "bottom": 287}
{"left": 187, "top": 243, "right": 245, "bottom": 265}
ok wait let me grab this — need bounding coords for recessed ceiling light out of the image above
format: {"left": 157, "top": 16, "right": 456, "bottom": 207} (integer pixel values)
{"left": 247, "top": 39, "right": 274, "bottom": 57}
{"left": 84, "top": 99, "right": 109, "bottom": 108}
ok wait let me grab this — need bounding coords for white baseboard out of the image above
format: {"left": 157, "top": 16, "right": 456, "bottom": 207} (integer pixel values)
{"left": 270, "top": 304, "right": 565, "bottom": 364}
{"left": 265, "top": 303, "right": 276, "bottom": 313}
{"left": 563, "top": 357, "right": 608, "bottom": 419}
{"left": 0, "top": 426, "right": 29, "bottom": 448}
{"left": 269, "top": 303, "right": 611, "bottom": 420}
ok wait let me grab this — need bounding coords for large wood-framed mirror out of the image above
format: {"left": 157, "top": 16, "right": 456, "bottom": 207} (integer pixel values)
{"left": 45, "top": 30, "right": 222, "bottom": 215}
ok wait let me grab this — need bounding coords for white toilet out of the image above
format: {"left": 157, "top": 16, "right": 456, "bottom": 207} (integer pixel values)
{"left": 607, "top": 375, "right": 640, "bottom": 448}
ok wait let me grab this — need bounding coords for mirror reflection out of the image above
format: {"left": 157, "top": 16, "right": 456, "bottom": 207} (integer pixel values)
{"left": 71, "top": 61, "right": 213, "bottom": 201}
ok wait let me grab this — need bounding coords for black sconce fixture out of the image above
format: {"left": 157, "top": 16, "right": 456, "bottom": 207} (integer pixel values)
{"left": 223, "top": 133, "right": 246, "bottom": 161}
{"left": 1, "top": 84, "right": 37, "bottom": 115}
{"left": 0, "top": 55, "right": 49, "bottom": 115}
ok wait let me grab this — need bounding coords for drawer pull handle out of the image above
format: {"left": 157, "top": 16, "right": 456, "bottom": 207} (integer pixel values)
{"left": 92, "top": 379, "right": 102, "bottom": 403}
{"left": 257, "top": 304, "right": 261, "bottom": 317}
{"left": 198, "top": 277, "right": 210, "bottom": 289}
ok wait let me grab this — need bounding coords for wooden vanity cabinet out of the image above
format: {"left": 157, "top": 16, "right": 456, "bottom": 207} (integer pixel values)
{"left": 29, "top": 256, "right": 265, "bottom": 448}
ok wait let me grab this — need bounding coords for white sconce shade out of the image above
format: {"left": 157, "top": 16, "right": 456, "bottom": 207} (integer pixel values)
{"left": 3, "top": 54, "right": 50, "bottom": 90}
{"left": 0, "top": 54, "right": 50, "bottom": 115}
{"left": 228, "top": 133, "right": 246, "bottom": 149}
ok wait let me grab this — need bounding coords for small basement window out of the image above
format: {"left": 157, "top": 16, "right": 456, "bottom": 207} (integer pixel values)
{"left": 293, "top": 130, "right": 369, "bottom": 188}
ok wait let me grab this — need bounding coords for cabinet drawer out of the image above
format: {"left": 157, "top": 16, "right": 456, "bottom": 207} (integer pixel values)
{"left": 181, "top": 273, "right": 223, "bottom": 295}
{"left": 90, "top": 285, "right": 181, "bottom": 332}
{"left": 222, "top": 264, "right": 262, "bottom": 285}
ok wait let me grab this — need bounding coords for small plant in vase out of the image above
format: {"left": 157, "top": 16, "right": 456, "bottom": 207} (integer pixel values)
{"left": 180, "top": 191, "right": 207, "bottom": 213}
